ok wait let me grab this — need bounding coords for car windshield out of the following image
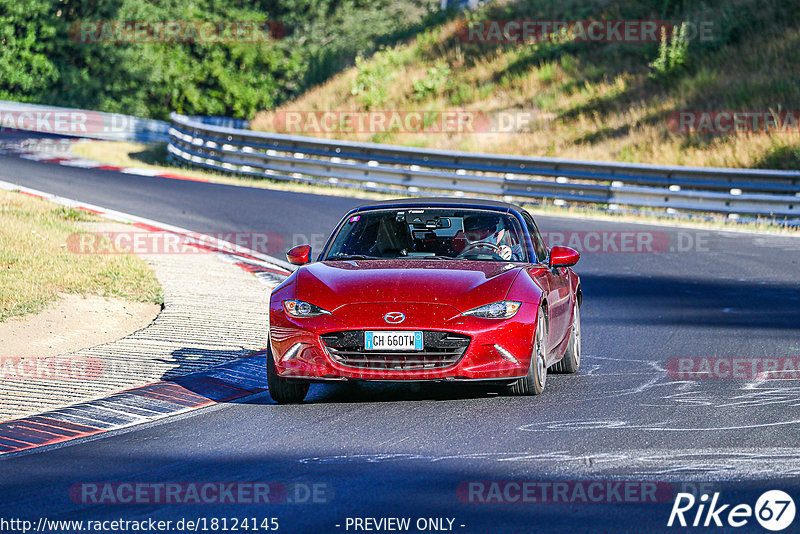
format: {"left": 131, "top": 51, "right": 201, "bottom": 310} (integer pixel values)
{"left": 324, "top": 208, "right": 527, "bottom": 262}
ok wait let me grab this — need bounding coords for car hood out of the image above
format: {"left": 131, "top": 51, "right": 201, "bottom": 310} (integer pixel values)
{"left": 297, "top": 259, "right": 523, "bottom": 313}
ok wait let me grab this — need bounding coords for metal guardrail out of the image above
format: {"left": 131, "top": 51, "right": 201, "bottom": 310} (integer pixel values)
{"left": 0, "top": 100, "right": 170, "bottom": 143}
{"left": 182, "top": 115, "right": 250, "bottom": 130}
{"left": 167, "top": 112, "right": 800, "bottom": 218}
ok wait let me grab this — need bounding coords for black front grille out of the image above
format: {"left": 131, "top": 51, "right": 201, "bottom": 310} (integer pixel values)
{"left": 320, "top": 331, "right": 470, "bottom": 371}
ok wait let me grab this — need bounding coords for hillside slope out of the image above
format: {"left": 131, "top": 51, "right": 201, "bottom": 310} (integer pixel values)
{"left": 252, "top": 0, "right": 800, "bottom": 169}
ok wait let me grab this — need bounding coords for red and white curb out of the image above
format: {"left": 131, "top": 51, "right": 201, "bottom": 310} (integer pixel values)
{"left": 0, "top": 351, "right": 269, "bottom": 456}
{"left": 0, "top": 179, "right": 294, "bottom": 456}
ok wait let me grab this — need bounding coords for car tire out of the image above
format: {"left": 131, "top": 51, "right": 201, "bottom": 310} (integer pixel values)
{"left": 266, "top": 345, "right": 310, "bottom": 404}
{"left": 552, "top": 304, "right": 581, "bottom": 374}
{"left": 508, "top": 306, "right": 547, "bottom": 395}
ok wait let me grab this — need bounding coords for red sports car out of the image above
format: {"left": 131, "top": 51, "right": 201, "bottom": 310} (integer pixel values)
{"left": 267, "top": 198, "right": 582, "bottom": 403}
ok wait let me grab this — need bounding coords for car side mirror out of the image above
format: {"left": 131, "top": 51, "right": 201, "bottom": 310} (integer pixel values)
{"left": 286, "top": 244, "right": 312, "bottom": 265}
{"left": 549, "top": 246, "right": 580, "bottom": 268}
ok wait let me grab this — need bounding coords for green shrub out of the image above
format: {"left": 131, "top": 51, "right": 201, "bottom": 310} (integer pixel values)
{"left": 449, "top": 82, "right": 475, "bottom": 105}
{"left": 350, "top": 48, "right": 405, "bottom": 108}
{"left": 412, "top": 62, "right": 451, "bottom": 100}
{"left": 649, "top": 22, "right": 691, "bottom": 79}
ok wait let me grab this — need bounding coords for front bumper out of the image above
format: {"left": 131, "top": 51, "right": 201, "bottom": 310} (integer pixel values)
{"left": 269, "top": 301, "right": 537, "bottom": 382}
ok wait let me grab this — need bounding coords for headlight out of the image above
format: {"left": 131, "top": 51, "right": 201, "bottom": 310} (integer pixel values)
{"left": 283, "top": 299, "right": 331, "bottom": 317}
{"left": 462, "top": 301, "right": 521, "bottom": 319}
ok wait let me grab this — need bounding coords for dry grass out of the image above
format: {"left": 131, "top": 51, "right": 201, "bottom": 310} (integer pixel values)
{"left": 251, "top": 4, "right": 800, "bottom": 169}
{"left": 0, "top": 190, "right": 163, "bottom": 321}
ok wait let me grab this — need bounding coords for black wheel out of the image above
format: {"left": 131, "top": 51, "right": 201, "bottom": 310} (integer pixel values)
{"left": 266, "top": 345, "right": 309, "bottom": 404}
{"left": 508, "top": 306, "right": 547, "bottom": 395}
{"left": 552, "top": 304, "right": 581, "bottom": 374}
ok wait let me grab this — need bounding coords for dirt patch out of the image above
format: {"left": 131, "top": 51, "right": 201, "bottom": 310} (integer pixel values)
{"left": 1, "top": 294, "right": 160, "bottom": 359}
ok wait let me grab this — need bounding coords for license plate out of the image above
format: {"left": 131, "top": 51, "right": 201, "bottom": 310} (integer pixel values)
{"left": 364, "top": 331, "right": 423, "bottom": 351}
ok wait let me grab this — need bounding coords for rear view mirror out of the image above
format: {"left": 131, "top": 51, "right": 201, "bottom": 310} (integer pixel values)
{"left": 549, "top": 246, "right": 580, "bottom": 268}
{"left": 286, "top": 244, "right": 311, "bottom": 265}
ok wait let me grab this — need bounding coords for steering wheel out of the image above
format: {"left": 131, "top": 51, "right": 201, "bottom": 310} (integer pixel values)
{"left": 457, "top": 241, "right": 505, "bottom": 260}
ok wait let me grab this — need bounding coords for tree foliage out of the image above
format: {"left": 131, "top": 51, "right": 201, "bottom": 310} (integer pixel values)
{"left": 0, "top": 0, "right": 438, "bottom": 118}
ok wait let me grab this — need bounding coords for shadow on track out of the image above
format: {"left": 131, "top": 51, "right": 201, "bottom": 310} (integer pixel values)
{"left": 579, "top": 273, "right": 800, "bottom": 331}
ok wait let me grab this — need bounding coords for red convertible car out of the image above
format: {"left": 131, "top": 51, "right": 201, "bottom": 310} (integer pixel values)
{"left": 267, "top": 198, "right": 582, "bottom": 403}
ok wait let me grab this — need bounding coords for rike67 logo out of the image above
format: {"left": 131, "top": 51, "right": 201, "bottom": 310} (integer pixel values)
{"left": 668, "top": 490, "right": 796, "bottom": 531}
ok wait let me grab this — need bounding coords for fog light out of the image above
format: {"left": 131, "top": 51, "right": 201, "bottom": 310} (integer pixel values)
{"left": 281, "top": 343, "right": 303, "bottom": 362}
{"left": 494, "top": 345, "right": 519, "bottom": 364}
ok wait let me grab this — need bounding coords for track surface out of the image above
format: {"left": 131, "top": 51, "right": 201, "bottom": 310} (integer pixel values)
{"left": 1, "top": 146, "right": 800, "bottom": 533}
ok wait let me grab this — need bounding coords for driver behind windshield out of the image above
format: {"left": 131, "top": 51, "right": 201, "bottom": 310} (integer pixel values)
{"left": 326, "top": 210, "right": 526, "bottom": 261}
{"left": 461, "top": 213, "right": 524, "bottom": 261}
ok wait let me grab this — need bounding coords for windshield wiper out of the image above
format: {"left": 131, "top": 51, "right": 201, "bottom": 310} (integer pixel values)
{"left": 326, "top": 254, "right": 382, "bottom": 261}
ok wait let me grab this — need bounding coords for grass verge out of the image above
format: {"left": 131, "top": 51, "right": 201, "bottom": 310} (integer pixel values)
{"left": 0, "top": 189, "right": 163, "bottom": 321}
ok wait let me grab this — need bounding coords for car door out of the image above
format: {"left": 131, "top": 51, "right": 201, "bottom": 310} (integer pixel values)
{"left": 546, "top": 260, "right": 573, "bottom": 350}
{"left": 522, "top": 212, "right": 572, "bottom": 356}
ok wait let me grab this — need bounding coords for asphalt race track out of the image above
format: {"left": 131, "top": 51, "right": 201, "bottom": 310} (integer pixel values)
{"left": 2, "top": 145, "right": 800, "bottom": 533}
